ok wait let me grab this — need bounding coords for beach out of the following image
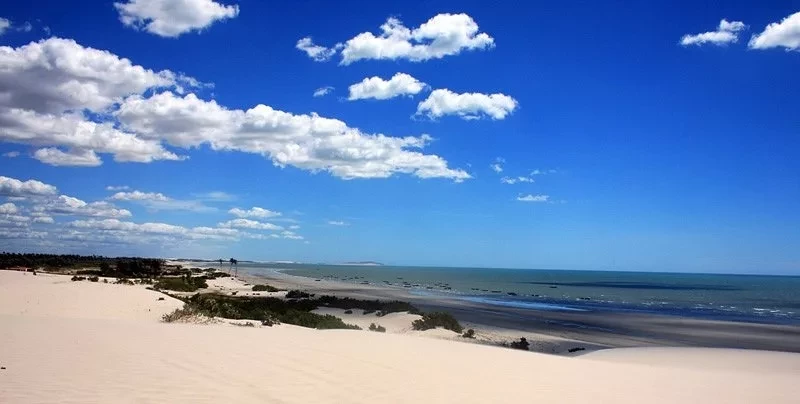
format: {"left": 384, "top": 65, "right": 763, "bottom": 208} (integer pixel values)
{"left": 2, "top": 270, "right": 799, "bottom": 403}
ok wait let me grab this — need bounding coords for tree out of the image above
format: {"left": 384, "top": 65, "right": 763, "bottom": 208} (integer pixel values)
{"left": 229, "top": 258, "right": 238, "bottom": 277}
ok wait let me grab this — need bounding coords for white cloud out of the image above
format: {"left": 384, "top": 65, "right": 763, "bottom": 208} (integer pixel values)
{"left": 327, "top": 220, "right": 349, "bottom": 226}
{"left": 19, "top": 21, "right": 32, "bottom": 32}
{"left": 501, "top": 176, "right": 534, "bottom": 184}
{"left": 34, "top": 195, "right": 132, "bottom": 218}
{"left": 490, "top": 157, "right": 504, "bottom": 173}
{"left": 680, "top": 19, "right": 747, "bottom": 46}
{"left": 0, "top": 202, "right": 18, "bottom": 214}
{"left": 33, "top": 148, "right": 102, "bottom": 167}
{"left": 0, "top": 37, "right": 185, "bottom": 114}
{"left": 116, "top": 91, "right": 470, "bottom": 180}
{"left": 748, "top": 12, "right": 800, "bottom": 51}
{"left": 229, "top": 206, "right": 281, "bottom": 219}
{"left": 193, "top": 191, "right": 235, "bottom": 201}
{"left": 313, "top": 86, "right": 335, "bottom": 97}
{"left": 517, "top": 194, "right": 550, "bottom": 203}
{"left": 70, "top": 218, "right": 238, "bottom": 241}
{"left": 0, "top": 176, "right": 58, "bottom": 197}
{"left": 110, "top": 190, "right": 214, "bottom": 212}
{"left": 348, "top": 73, "right": 427, "bottom": 101}
{"left": 3, "top": 151, "right": 20, "bottom": 158}
{"left": 106, "top": 185, "right": 130, "bottom": 191}
{"left": 338, "top": 13, "right": 494, "bottom": 65}
{"left": 110, "top": 191, "right": 170, "bottom": 202}
{"left": 296, "top": 37, "right": 342, "bottom": 62}
{"left": 114, "top": 0, "right": 239, "bottom": 38}
{"left": 288, "top": 224, "right": 300, "bottom": 230}
{"left": 417, "top": 89, "right": 518, "bottom": 120}
{"left": 32, "top": 215, "right": 55, "bottom": 224}
{"left": 280, "top": 230, "right": 303, "bottom": 240}
{"left": 219, "top": 218, "right": 282, "bottom": 231}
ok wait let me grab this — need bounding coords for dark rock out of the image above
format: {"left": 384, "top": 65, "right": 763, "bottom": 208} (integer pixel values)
{"left": 157, "top": 297, "right": 165, "bottom": 301}
{"left": 568, "top": 347, "right": 586, "bottom": 353}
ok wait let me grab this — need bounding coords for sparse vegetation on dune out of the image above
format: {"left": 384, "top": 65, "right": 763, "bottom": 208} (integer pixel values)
{"left": 252, "top": 284, "right": 281, "bottom": 292}
{"left": 154, "top": 276, "right": 208, "bottom": 292}
{"left": 411, "top": 312, "right": 463, "bottom": 333}
{"left": 369, "top": 323, "right": 386, "bottom": 332}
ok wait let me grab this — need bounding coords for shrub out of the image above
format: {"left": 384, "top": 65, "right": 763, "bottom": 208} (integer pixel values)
{"left": 115, "top": 278, "right": 134, "bottom": 285}
{"left": 252, "top": 284, "right": 280, "bottom": 292}
{"left": 76, "top": 269, "right": 102, "bottom": 276}
{"left": 411, "top": 312, "right": 463, "bottom": 333}
{"left": 462, "top": 329, "right": 476, "bottom": 339}
{"left": 316, "top": 295, "right": 420, "bottom": 314}
{"left": 162, "top": 307, "right": 198, "bottom": 323}
{"left": 207, "top": 272, "right": 230, "bottom": 279}
{"left": 88, "top": 276, "right": 99, "bottom": 282}
{"left": 362, "top": 309, "right": 375, "bottom": 315}
{"left": 344, "top": 309, "right": 353, "bottom": 314}
{"left": 369, "top": 323, "right": 386, "bottom": 332}
{"left": 286, "top": 290, "right": 313, "bottom": 299}
{"left": 70, "top": 275, "right": 85, "bottom": 282}
{"left": 153, "top": 276, "right": 208, "bottom": 292}
{"left": 509, "top": 337, "right": 530, "bottom": 351}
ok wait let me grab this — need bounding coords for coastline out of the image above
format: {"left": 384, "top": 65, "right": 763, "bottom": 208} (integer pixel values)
{"left": 232, "top": 265, "right": 800, "bottom": 354}
{"left": 3, "top": 269, "right": 800, "bottom": 404}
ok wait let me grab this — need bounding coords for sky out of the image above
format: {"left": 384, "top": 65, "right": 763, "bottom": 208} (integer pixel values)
{"left": 0, "top": 0, "right": 799, "bottom": 274}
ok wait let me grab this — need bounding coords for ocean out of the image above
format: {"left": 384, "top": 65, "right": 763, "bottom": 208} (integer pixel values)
{"left": 234, "top": 263, "right": 800, "bottom": 325}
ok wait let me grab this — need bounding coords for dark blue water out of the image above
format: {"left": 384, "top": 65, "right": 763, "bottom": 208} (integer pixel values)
{"left": 236, "top": 263, "right": 800, "bottom": 325}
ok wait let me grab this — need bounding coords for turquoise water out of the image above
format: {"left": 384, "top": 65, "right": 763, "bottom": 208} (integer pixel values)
{"left": 236, "top": 263, "right": 800, "bottom": 324}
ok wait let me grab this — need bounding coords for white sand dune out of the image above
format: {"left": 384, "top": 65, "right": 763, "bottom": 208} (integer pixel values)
{"left": 1, "top": 271, "right": 798, "bottom": 404}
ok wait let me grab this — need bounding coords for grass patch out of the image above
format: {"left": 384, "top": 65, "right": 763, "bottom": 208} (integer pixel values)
{"left": 411, "top": 312, "right": 463, "bottom": 333}
{"left": 153, "top": 276, "right": 208, "bottom": 292}
{"left": 162, "top": 307, "right": 198, "bottom": 323}
{"left": 252, "top": 284, "right": 281, "bottom": 292}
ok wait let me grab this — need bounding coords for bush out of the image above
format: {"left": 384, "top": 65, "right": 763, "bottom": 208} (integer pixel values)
{"left": 162, "top": 307, "right": 198, "bottom": 323}
{"left": 76, "top": 269, "right": 102, "bottom": 276}
{"left": 153, "top": 276, "right": 208, "bottom": 292}
{"left": 344, "top": 309, "right": 353, "bottom": 314}
{"left": 252, "top": 284, "right": 280, "bottom": 292}
{"left": 362, "top": 309, "right": 375, "bottom": 315}
{"left": 462, "top": 329, "right": 476, "bottom": 339}
{"left": 88, "top": 276, "right": 99, "bottom": 282}
{"left": 411, "top": 312, "right": 463, "bottom": 333}
{"left": 509, "top": 337, "right": 530, "bottom": 351}
{"left": 316, "top": 295, "right": 420, "bottom": 315}
{"left": 286, "top": 290, "right": 313, "bottom": 299}
{"left": 70, "top": 275, "right": 85, "bottom": 282}
{"left": 206, "top": 272, "right": 230, "bottom": 279}
{"left": 114, "top": 278, "right": 134, "bottom": 285}
{"left": 369, "top": 323, "right": 386, "bottom": 332}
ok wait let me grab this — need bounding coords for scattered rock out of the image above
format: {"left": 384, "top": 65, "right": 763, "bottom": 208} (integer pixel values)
{"left": 157, "top": 297, "right": 165, "bottom": 301}
{"left": 568, "top": 347, "right": 586, "bottom": 353}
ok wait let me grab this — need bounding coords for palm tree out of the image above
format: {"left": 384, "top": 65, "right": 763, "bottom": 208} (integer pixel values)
{"left": 218, "top": 258, "right": 223, "bottom": 271}
{"left": 229, "top": 258, "right": 238, "bottom": 277}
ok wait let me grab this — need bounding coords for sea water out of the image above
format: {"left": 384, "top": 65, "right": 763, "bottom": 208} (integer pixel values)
{"left": 234, "top": 263, "right": 800, "bottom": 324}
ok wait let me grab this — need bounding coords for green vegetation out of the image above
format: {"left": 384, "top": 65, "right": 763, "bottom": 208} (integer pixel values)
{"left": 70, "top": 275, "right": 86, "bottom": 282}
{"left": 411, "top": 312, "right": 463, "bottom": 333}
{"left": 88, "top": 276, "right": 99, "bottom": 282}
{"left": 369, "top": 323, "right": 386, "bottom": 332}
{"left": 183, "top": 294, "right": 360, "bottom": 330}
{"left": 162, "top": 307, "right": 198, "bottom": 323}
{"left": 286, "top": 290, "right": 313, "bottom": 299}
{"left": 462, "top": 329, "right": 476, "bottom": 339}
{"left": 252, "top": 284, "right": 280, "bottom": 292}
{"left": 508, "top": 337, "right": 530, "bottom": 351}
{"left": 316, "top": 295, "right": 421, "bottom": 314}
{"left": 153, "top": 276, "right": 208, "bottom": 292}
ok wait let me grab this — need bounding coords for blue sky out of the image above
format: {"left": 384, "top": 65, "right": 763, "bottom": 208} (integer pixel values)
{"left": 0, "top": 1, "right": 799, "bottom": 274}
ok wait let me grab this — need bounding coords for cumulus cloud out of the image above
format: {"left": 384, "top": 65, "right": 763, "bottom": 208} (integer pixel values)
{"left": 416, "top": 89, "right": 518, "bottom": 120}
{"left": 70, "top": 218, "right": 238, "bottom": 241}
{"left": 115, "top": 91, "right": 470, "bottom": 180}
{"left": 296, "top": 37, "right": 342, "bottom": 62}
{"left": 348, "top": 73, "right": 427, "bottom": 101}
{"left": 0, "top": 37, "right": 185, "bottom": 114}
{"left": 501, "top": 176, "right": 534, "bottom": 184}
{"left": 114, "top": 0, "right": 239, "bottom": 38}
{"left": 327, "top": 220, "right": 349, "bottom": 226}
{"left": 0, "top": 176, "right": 58, "bottom": 197}
{"left": 749, "top": 12, "right": 800, "bottom": 51}
{"left": 32, "top": 215, "right": 55, "bottom": 224}
{"left": 34, "top": 195, "right": 132, "bottom": 218}
{"left": 33, "top": 148, "right": 102, "bottom": 167}
{"left": 218, "top": 218, "right": 282, "bottom": 231}
{"left": 229, "top": 206, "right": 281, "bottom": 219}
{"left": 110, "top": 190, "right": 214, "bottom": 212}
{"left": 337, "top": 13, "right": 494, "bottom": 64}
{"left": 680, "top": 19, "right": 747, "bottom": 46}
{"left": 517, "top": 194, "right": 550, "bottom": 203}
{"left": 0, "top": 38, "right": 193, "bottom": 165}
{"left": 0, "top": 202, "right": 18, "bottom": 214}
{"left": 313, "top": 86, "right": 335, "bottom": 97}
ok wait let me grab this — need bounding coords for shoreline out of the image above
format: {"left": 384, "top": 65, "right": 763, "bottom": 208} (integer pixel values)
{"left": 228, "top": 265, "right": 800, "bottom": 354}
{"left": 3, "top": 270, "right": 800, "bottom": 403}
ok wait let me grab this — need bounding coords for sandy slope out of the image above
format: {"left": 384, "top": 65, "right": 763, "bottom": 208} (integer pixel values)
{"left": 1, "top": 271, "right": 798, "bottom": 404}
